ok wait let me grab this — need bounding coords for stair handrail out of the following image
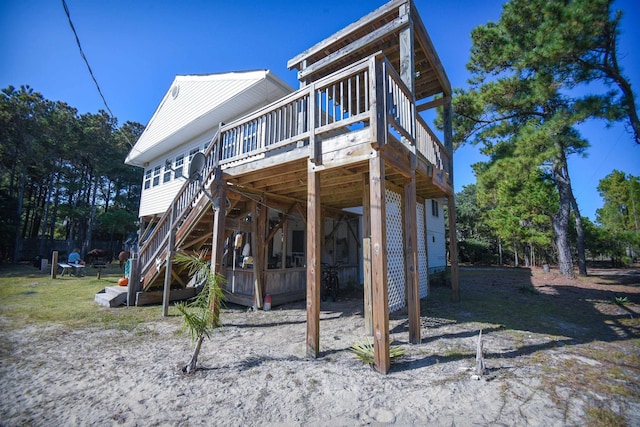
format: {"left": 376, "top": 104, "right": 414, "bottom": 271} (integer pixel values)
{"left": 137, "top": 129, "right": 221, "bottom": 285}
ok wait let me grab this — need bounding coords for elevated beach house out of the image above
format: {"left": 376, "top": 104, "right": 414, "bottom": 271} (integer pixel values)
{"left": 124, "top": 0, "right": 458, "bottom": 374}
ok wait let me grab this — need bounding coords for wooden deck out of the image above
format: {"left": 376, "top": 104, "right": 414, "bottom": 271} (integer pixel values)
{"left": 132, "top": 0, "right": 458, "bottom": 374}
{"left": 137, "top": 52, "right": 451, "bottom": 294}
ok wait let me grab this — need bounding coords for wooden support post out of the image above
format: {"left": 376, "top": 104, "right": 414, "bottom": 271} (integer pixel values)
{"left": 210, "top": 172, "right": 227, "bottom": 314}
{"left": 405, "top": 171, "right": 421, "bottom": 344}
{"left": 306, "top": 164, "right": 321, "bottom": 359}
{"left": 308, "top": 84, "right": 319, "bottom": 164}
{"left": 162, "top": 206, "right": 175, "bottom": 317}
{"left": 370, "top": 154, "right": 390, "bottom": 374}
{"left": 51, "top": 251, "right": 58, "bottom": 279}
{"left": 127, "top": 256, "right": 139, "bottom": 307}
{"left": 252, "top": 200, "right": 265, "bottom": 309}
{"left": 371, "top": 55, "right": 387, "bottom": 149}
{"left": 443, "top": 102, "right": 460, "bottom": 302}
{"left": 362, "top": 173, "right": 373, "bottom": 336}
{"left": 399, "top": 3, "right": 415, "bottom": 93}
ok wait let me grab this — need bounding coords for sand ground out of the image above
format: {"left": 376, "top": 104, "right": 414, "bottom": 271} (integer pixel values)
{"left": 1, "top": 267, "right": 639, "bottom": 426}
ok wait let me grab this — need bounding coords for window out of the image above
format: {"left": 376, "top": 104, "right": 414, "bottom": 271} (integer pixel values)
{"left": 144, "top": 169, "right": 152, "bottom": 189}
{"left": 163, "top": 162, "right": 172, "bottom": 183}
{"left": 152, "top": 165, "right": 161, "bottom": 187}
{"left": 431, "top": 200, "right": 439, "bottom": 217}
{"left": 189, "top": 148, "right": 199, "bottom": 161}
{"left": 174, "top": 154, "right": 184, "bottom": 179}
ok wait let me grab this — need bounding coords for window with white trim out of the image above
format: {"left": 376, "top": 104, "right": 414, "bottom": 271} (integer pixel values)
{"left": 152, "top": 165, "right": 161, "bottom": 187}
{"left": 431, "top": 200, "right": 439, "bottom": 217}
{"left": 175, "top": 154, "right": 184, "bottom": 179}
{"left": 163, "top": 162, "right": 172, "bottom": 183}
{"left": 144, "top": 169, "right": 152, "bottom": 189}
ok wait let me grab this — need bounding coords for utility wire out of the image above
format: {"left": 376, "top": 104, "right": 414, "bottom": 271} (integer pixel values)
{"left": 61, "top": 0, "right": 137, "bottom": 149}
{"left": 62, "top": 0, "right": 114, "bottom": 117}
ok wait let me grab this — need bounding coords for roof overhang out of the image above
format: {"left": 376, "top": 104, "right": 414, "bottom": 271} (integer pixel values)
{"left": 125, "top": 70, "right": 293, "bottom": 167}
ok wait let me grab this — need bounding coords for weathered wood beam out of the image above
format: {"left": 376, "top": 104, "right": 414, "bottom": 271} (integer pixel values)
{"left": 296, "top": 16, "right": 408, "bottom": 82}
{"left": 371, "top": 54, "right": 387, "bottom": 150}
{"left": 287, "top": 0, "right": 406, "bottom": 70}
{"left": 362, "top": 173, "right": 373, "bottom": 335}
{"left": 416, "top": 95, "right": 451, "bottom": 112}
{"left": 399, "top": 2, "right": 415, "bottom": 94}
{"left": 443, "top": 102, "right": 459, "bottom": 302}
{"left": 162, "top": 206, "right": 175, "bottom": 317}
{"left": 252, "top": 200, "right": 265, "bottom": 309}
{"left": 404, "top": 171, "right": 420, "bottom": 344}
{"left": 306, "top": 163, "right": 321, "bottom": 359}
{"left": 369, "top": 154, "right": 390, "bottom": 374}
{"left": 210, "top": 172, "right": 227, "bottom": 312}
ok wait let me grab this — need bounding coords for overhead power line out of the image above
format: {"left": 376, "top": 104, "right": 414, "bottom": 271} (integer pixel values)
{"left": 61, "top": 0, "right": 114, "bottom": 117}
{"left": 61, "top": 0, "right": 137, "bottom": 149}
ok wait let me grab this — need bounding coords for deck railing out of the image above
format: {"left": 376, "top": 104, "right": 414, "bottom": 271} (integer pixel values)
{"left": 416, "top": 114, "right": 450, "bottom": 176}
{"left": 135, "top": 52, "right": 451, "bottom": 291}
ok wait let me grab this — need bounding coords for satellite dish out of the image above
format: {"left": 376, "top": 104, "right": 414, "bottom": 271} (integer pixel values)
{"left": 188, "top": 152, "right": 206, "bottom": 182}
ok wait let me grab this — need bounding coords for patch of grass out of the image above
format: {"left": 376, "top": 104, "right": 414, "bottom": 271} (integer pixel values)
{"left": 584, "top": 405, "right": 626, "bottom": 427}
{"left": 0, "top": 264, "right": 178, "bottom": 331}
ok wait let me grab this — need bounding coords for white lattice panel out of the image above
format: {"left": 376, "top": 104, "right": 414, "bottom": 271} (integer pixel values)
{"left": 385, "top": 188, "right": 405, "bottom": 312}
{"left": 417, "top": 203, "right": 428, "bottom": 298}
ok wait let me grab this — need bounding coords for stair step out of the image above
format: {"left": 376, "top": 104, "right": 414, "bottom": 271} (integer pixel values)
{"left": 104, "top": 286, "right": 128, "bottom": 296}
{"left": 94, "top": 287, "right": 128, "bottom": 308}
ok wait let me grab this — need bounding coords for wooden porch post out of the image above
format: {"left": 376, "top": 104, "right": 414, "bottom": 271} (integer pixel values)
{"left": 443, "top": 102, "right": 460, "bottom": 302}
{"left": 306, "top": 164, "right": 321, "bottom": 358}
{"left": 362, "top": 173, "right": 373, "bottom": 336}
{"left": 162, "top": 205, "right": 175, "bottom": 317}
{"left": 370, "top": 154, "right": 390, "bottom": 374}
{"left": 253, "top": 199, "right": 266, "bottom": 309}
{"left": 127, "top": 256, "right": 139, "bottom": 307}
{"left": 210, "top": 170, "right": 227, "bottom": 312}
{"left": 404, "top": 171, "right": 421, "bottom": 344}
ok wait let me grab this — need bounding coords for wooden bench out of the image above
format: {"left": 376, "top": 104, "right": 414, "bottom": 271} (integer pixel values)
{"left": 58, "top": 263, "right": 85, "bottom": 277}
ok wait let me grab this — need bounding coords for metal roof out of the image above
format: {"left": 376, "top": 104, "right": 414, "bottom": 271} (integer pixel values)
{"left": 125, "top": 70, "right": 293, "bottom": 167}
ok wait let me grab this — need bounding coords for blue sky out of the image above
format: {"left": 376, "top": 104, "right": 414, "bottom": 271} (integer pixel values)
{"left": 1, "top": 0, "right": 638, "bottom": 221}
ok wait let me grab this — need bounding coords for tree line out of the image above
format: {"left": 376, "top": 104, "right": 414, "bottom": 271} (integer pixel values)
{"left": 0, "top": 85, "right": 144, "bottom": 263}
{"left": 446, "top": 0, "right": 638, "bottom": 276}
{"left": 454, "top": 171, "right": 640, "bottom": 269}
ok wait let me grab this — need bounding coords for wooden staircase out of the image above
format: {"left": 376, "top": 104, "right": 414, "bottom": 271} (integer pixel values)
{"left": 135, "top": 132, "right": 222, "bottom": 295}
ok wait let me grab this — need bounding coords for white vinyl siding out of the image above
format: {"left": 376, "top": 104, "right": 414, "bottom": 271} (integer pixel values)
{"left": 426, "top": 199, "right": 446, "bottom": 272}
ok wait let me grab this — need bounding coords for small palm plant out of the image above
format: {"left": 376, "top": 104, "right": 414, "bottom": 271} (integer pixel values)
{"left": 614, "top": 296, "right": 629, "bottom": 306}
{"left": 174, "top": 251, "right": 225, "bottom": 374}
{"left": 350, "top": 337, "right": 405, "bottom": 366}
